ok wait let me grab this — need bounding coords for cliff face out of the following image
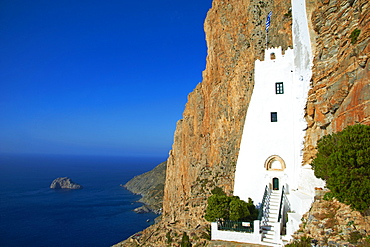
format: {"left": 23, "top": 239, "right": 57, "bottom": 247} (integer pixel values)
{"left": 163, "top": 0, "right": 292, "bottom": 230}
{"left": 115, "top": 0, "right": 369, "bottom": 246}
{"left": 303, "top": 0, "right": 370, "bottom": 165}
{"left": 115, "top": 1, "right": 293, "bottom": 245}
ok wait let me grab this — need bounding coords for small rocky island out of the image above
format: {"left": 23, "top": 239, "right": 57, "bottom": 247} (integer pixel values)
{"left": 50, "top": 177, "right": 83, "bottom": 189}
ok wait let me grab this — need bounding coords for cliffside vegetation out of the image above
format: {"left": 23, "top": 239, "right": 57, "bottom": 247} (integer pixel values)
{"left": 204, "top": 187, "right": 258, "bottom": 222}
{"left": 312, "top": 124, "right": 370, "bottom": 214}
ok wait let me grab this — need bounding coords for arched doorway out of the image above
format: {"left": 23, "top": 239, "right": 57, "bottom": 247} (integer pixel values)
{"left": 273, "top": 177, "right": 279, "bottom": 190}
{"left": 264, "top": 155, "right": 286, "bottom": 171}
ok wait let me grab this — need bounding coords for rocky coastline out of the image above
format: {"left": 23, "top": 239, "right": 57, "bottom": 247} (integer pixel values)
{"left": 123, "top": 161, "right": 166, "bottom": 215}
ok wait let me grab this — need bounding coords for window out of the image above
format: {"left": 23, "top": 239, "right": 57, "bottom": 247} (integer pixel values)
{"left": 275, "top": 82, "right": 284, "bottom": 94}
{"left": 271, "top": 112, "right": 277, "bottom": 122}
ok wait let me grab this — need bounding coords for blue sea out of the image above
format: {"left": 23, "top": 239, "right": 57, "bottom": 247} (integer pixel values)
{"left": 0, "top": 154, "right": 165, "bottom": 247}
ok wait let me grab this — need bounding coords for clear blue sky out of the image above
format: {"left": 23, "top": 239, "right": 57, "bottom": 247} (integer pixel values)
{"left": 0, "top": 0, "right": 212, "bottom": 157}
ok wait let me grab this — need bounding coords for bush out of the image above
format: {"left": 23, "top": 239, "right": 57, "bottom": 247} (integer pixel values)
{"left": 285, "top": 236, "right": 312, "bottom": 247}
{"left": 211, "top": 186, "right": 226, "bottom": 196}
{"left": 311, "top": 124, "right": 370, "bottom": 213}
{"left": 205, "top": 188, "right": 258, "bottom": 222}
{"left": 204, "top": 194, "right": 233, "bottom": 221}
{"left": 348, "top": 231, "right": 364, "bottom": 244}
{"left": 180, "top": 232, "right": 192, "bottom": 247}
{"left": 350, "top": 28, "right": 361, "bottom": 44}
{"left": 166, "top": 231, "right": 172, "bottom": 244}
{"left": 229, "top": 196, "right": 250, "bottom": 221}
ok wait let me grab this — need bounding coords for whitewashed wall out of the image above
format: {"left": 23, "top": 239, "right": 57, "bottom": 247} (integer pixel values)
{"left": 211, "top": 221, "right": 262, "bottom": 245}
{"left": 233, "top": 47, "right": 297, "bottom": 203}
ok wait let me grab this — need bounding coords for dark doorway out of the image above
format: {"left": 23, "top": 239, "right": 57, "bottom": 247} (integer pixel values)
{"left": 273, "top": 177, "right": 279, "bottom": 190}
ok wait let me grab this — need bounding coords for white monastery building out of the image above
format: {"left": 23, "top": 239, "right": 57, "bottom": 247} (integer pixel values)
{"left": 211, "top": 0, "right": 325, "bottom": 245}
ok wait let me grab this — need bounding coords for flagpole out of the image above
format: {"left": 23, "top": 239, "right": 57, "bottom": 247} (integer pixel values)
{"left": 265, "top": 11, "right": 272, "bottom": 50}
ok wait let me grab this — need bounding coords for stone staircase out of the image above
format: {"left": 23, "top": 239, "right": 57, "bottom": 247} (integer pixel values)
{"left": 261, "top": 190, "right": 282, "bottom": 245}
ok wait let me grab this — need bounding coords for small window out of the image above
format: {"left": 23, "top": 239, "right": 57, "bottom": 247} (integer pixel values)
{"left": 271, "top": 112, "right": 278, "bottom": 122}
{"left": 270, "top": 53, "right": 276, "bottom": 60}
{"left": 275, "top": 82, "right": 284, "bottom": 94}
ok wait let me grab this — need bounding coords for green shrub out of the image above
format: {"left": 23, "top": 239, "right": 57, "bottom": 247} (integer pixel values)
{"left": 323, "top": 191, "right": 335, "bottom": 201}
{"left": 229, "top": 196, "right": 250, "bottom": 221}
{"left": 205, "top": 189, "right": 258, "bottom": 222}
{"left": 180, "top": 232, "right": 192, "bottom": 247}
{"left": 211, "top": 186, "right": 226, "bottom": 196}
{"left": 204, "top": 194, "right": 232, "bottom": 221}
{"left": 348, "top": 231, "right": 364, "bottom": 244}
{"left": 166, "top": 231, "right": 172, "bottom": 244}
{"left": 311, "top": 124, "right": 370, "bottom": 213}
{"left": 350, "top": 28, "right": 361, "bottom": 44}
{"left": 285, "top": 236, "right": 312, "bottom": 247}
{"left": 200, "top": 230, "right": 211, "bottom": 240}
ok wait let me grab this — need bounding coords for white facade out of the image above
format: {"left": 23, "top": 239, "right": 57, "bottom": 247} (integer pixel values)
{"left": 229, "top": 0, "right": 325, "bottom": 244}
{"left": 233, "top": 47, "right": 298, "bottom": 204}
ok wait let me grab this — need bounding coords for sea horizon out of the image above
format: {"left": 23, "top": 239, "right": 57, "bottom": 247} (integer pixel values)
{"left": 0, "top": 153, "right": 166, "bottom": 247}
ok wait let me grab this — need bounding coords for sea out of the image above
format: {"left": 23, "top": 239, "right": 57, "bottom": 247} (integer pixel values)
{"left": 0, "top": 154, "right": 165, "bottom": 247}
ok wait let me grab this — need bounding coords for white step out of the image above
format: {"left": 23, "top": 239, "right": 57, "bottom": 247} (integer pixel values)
{"left": 263, "top": 238, "right": 279, "bottom": 244}
{"left": 265, "top": 232, "right": 274, "bottom": 237}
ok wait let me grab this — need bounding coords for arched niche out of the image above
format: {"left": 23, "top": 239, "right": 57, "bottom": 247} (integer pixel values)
{"left": 264, "top": 155, "right": 286, "bottom": 171}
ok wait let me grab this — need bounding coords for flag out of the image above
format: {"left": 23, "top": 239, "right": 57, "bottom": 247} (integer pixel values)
{"left": 265, "top": 11, "right": 272, "bottom": 32}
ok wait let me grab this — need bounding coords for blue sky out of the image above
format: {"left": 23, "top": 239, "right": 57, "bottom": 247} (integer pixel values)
{"left": 0, "top": 0, "right": 212, "bottom": 157}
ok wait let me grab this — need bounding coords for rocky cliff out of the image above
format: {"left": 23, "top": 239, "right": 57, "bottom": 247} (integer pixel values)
{"left": 114, "top": 0, "right": 369, "bottom": 246}
{"left": 293, "top": 191, "right": 369, "bottom": 246}
{"left": 124, "top": 161, "right": 166, "bottom": 214}
{"left": 303, "top": 0, "right": 370, "bottom": 165}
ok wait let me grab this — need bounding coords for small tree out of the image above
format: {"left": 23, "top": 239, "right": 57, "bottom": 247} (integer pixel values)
{"left": 311, "top": 124, "right": 370, "bottom": 213}
{"left": 204, "top": 194, "right": 231, "bottom": 221}
{"left": 246, "top": 197, "right": 259, "bottom": 221}
{"left": 205, "top": 187, "right": 258, "bottom": 222}
{"left": 229, "top": 196, "right": 250, "bottom": 221}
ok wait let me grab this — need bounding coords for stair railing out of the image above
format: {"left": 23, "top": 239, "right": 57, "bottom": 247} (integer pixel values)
{"left": 258, "top": 185, "right": 271, "bottom": 226}
{"left": 278, "top": 186, "right": 291, "bottom": 223}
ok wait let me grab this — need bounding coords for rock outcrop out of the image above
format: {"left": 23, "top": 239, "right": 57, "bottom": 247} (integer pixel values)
{"left": 124, "top": 161, "right": 166, "bottom": 214}
{"left": 293, "top": 192, "right": 370, "bottom": 246}
{"left": 115, "top": 0, "right": 369, "bottom": 246}
{"left": 50, "top": 177, "right": 83, "bottom": 190}
{"left": 302, "top": 0, "right": 370, "bottom": 165}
